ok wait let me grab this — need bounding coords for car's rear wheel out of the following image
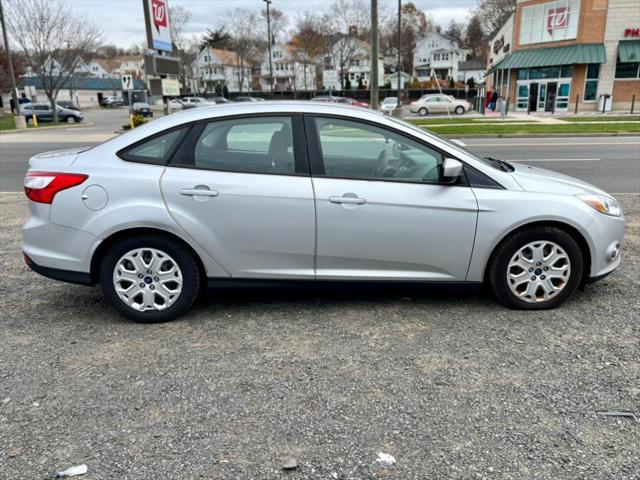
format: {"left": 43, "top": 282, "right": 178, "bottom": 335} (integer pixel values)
{"left": 99, "top": 235, "right": 200, "bottom": 322}
{"left": 455, "top": 106, "right": 465, "bottom": 115}
{"left": 419, "top": 107, "right": 428, "bottom": 116}
{"left": 488, "top": 226, "right": 583, "bottom": 309}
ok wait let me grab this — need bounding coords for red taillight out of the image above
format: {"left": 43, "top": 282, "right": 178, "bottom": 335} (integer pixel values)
{"left": 24, "top": 171, "right": 88, "bottom": 204}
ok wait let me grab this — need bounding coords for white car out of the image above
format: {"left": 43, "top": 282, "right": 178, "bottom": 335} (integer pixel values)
{"left": 180, "top": 97, "right": 213, "bottom": 108}
{"left": 168, "top": 99, "right": 184, "bottom": 110}
{"left": 380, "top": 97, "right": 398, "bottom": 115}
{"left": 410, "top": 94, "right": 473, "bottom": 116}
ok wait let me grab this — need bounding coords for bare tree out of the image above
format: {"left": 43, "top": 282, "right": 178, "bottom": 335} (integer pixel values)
{"left": 475, "top": 0, "right": 516, "bottom": 37}
{"left": 221, "top": 8, "right": 260, "bottom": 93}
{"left": 170, "top": 5, "right": 196, "bottom": 93}
{"left": 290, "top": 13, "right": 324, "bottom": 90}
{"left": 6, "top": 0, "right": 100, "bottom": 122}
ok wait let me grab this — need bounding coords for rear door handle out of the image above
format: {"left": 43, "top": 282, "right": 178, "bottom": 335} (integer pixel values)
{"left": 180, "top": 188, "right": 219, "bottom": 197}
{"left": 329, "top": 196, "right": 366, "bottom": 205}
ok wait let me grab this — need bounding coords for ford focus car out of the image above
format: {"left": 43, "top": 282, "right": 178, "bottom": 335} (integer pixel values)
{"left": 22, "top": 102, "right": 624, "bottom": 322}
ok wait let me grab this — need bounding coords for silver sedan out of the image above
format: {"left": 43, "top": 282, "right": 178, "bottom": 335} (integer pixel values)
{"left": 23, "top": 101, "right": 624, "bottom": 322}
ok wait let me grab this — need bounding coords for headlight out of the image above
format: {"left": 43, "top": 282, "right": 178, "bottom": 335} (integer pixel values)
{"left": 576, "top": 194, "right": 622, "bottom": 217}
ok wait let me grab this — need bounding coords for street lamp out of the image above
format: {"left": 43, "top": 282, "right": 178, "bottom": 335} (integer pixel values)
{"left": 0, "top": 0, "right": 26, "bottom": 128}
{"left": 396, "top": 0, "right": 401, "bottom": 110}
{"left": 263, "top": 0, "right": 273, "bottom": 98}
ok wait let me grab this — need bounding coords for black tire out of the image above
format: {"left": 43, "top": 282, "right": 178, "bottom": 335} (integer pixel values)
{"left": 455, "top": 105, "right": 465, "bottom": 115}
{"left": 488, "top": 226, "right": 583, "bottom": 310}
{"left": 419, "top": 107, "right": 428, "bottom": 116}
{"left": 99, "top": 234, "right": 201, "bottom": 323}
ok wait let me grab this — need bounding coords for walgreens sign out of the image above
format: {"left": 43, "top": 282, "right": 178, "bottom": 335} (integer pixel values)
{"left": 145, "top": 0, "right": 172, "bottom": 52}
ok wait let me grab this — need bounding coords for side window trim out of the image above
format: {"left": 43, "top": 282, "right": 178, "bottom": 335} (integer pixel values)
{"left": 167, "top": 113, "right": 310, "bottom": 177}
{"left": 304, "top": 113, "right": 471, "bottom": 187}
{"left": 117, "top": 124, "right": 192, "bottom": 166}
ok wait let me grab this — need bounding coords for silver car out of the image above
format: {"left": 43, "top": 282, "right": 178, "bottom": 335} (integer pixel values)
{"left": 23, "top": 102, "right": 624, "bottom": 322}
{"left": 410, "top": 94, "right": 473, "bottom": 115}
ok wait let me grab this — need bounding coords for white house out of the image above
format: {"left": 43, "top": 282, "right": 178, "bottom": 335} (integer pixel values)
{"left": 323, "top": 37, "right": 384, "bottom": 91}
{"left": 260, "top": 43, "right": 316, "bottom": 91}
{"left": 413, "top": 31, "right": 470, "bottom": 81}
{"left": 457, "top": 59, "right": 486, "bottom": 85}
{"left": 74, "top": 59, "right": 111, "bottom": 78}
{"left": 194, "top": 47, "right": 252, "bottom": 93}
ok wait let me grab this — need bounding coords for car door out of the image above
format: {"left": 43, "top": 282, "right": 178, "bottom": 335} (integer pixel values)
{"left": 425, "top": 96, "right": 441, "bottom": 113}
{"left": 161, "top": 114, "right": 316, "bottom": 279}
{"left": 305, "top": 115, "right": 478, "bottom": 281}
{"left": 34, "top": 105, "right": 52, "bottom": 121}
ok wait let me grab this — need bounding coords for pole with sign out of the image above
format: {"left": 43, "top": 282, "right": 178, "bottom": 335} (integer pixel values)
{"left": 122, "top": 74, "right": 134, "bottom": 127}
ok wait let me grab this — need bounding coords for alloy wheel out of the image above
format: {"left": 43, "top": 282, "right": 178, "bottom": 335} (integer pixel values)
{"left": 112, "top": 248, "right": 183, "bottom": 312}
{"left": 506, "top": 241, "right": 571, "bottom": 303}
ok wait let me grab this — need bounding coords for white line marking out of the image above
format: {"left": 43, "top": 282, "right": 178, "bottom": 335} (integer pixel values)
{"left": 508, "top": 158, "right": 600, "bottom": 162}
{"left": 466, "top": 143, "right": 640, "bottom": 148}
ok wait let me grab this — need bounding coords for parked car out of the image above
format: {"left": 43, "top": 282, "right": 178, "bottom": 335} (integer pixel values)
{"left": 337, "top": 97, "right": 369, "bottom": 107}
{"left": 20, "top": 103, "right": 83, "bottom": 124}
{"left": 209, "top": 96, "right": 230, "bottom": 104}
{"left": 311, "top": 96, "right": 367, "bottom": 107}
{"left": 410, "top": 94, "right": 473, "bottom": 115}
{"left": 100, "top": 96, "right": 126, "bottom": 107}
{"left": 132, "top": 102, "right": 153, "bottom": 117}
{"left": 57, "top": 100, "right": 81, "bottom": 111}
{"left": 22, "top": 101, "right": 624, "bottom": 322}
{"left": 168, "top": 99, "right": 184, "bottom": 110}
{"left": 310, "top": 95, "right": 340, "bottom": 103}
{"left": 181, "top": 97, "right": 216, "bottom": 108}
{"left": 234, "top": 96, "right": 266, "bottom": 102}
{"left": 380, "top": 96, "right": 398, "bottom": 114}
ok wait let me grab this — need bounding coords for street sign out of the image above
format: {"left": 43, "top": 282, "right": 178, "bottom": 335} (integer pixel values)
{"left": 121, "top": 75, "right": 134, "bottom": 91}
{"left": 161, "top": 78, "right": 180, "bottom": 96}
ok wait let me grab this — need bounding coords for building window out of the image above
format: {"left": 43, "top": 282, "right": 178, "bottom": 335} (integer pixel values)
{"left": 615, "top": 59, "right": 640, "bottom": 79}
{"left": 584, "top": 64, "right": 599, "bottom": 101}
{"left": 519, "top": 0, "right": 580, "bottom": 45}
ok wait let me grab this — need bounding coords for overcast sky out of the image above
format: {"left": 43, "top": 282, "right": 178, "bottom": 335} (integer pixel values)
{"left": 66, "top": 0, "right": 476, "bottom": 48}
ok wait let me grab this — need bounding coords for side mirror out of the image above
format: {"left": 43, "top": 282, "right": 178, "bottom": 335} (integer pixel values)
{"left": 441, "top": 158, "right": 463, "bottom": 183}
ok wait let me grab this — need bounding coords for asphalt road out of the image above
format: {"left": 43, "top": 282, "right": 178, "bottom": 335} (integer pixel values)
{"left": 1, "top": 108, "right": 638, "bottom": 193}
{"left": 1, "top": 192, "right": 638, "bottom": 479}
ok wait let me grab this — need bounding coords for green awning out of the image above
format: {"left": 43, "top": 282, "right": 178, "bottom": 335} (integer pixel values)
{"left": 618, "top": 40, "right": 640, "bottom": 63}
{"left": 496, "top": 43, "right": 605, "bottom": 70}
{"left": 487, "top": 55, "right": 510, "bottom": 75}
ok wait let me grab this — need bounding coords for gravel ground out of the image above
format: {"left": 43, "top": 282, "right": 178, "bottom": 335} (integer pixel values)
{"left": 1, "top": 193, "right": 638, "bottom": 480}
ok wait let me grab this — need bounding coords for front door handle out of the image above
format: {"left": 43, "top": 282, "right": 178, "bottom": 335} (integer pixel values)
{"left": 329, "top": 195, "right": 366, "bottom": 205}
{"left": 180, "top": 187, "right": 219, "bottom": 197}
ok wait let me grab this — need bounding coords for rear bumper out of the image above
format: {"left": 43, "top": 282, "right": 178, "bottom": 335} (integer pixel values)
{"left": 24, "top": 253, "right": 93, "bottom": 285}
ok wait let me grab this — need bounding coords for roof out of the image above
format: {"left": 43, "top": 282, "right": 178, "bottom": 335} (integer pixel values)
{"left": 618, "top": 40, "right": 640, "bottom": 63}
{"left": 459, "top": 59, "right": 487, "bottom": 71}
{"left": 496, "top": 43, "right": 605, "bottom": 69}
{"left": 205, "top": 48, "right": 247, "bottom": 67}
{"left": 19, "top": 76, "right": 146, "bottom": 91}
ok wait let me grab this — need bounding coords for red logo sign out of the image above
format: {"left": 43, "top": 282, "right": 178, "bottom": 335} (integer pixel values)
{"left": 625, "top": 28, "right": 640, "bottom": 37}
{"left": 151, "top": 0, "right": 168, "bottom": 32}
{"left": 547, "top": 7, "right": 569, "bottom": 35}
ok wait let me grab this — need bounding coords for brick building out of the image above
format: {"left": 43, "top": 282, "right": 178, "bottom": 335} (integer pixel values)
{"left": 487, "top": 0, "right": 640, "bottom": 113}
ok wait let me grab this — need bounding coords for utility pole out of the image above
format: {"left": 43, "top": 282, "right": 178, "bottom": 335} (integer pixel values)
{"left": 370, "top": 0, "right": 379, "bottom": 110}
{"left": 264, "top": 0, "right": 273, "bottom": 99}
{"left": 396, "top": 0, "right": 402, "bottom": 111}
{"left": 0, "top": 0, "right": 26, "bottom": 128}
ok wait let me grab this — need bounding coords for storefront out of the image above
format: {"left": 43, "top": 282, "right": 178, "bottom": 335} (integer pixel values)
{"left": 488, "top": 0, "right": 640, "bottom": 113}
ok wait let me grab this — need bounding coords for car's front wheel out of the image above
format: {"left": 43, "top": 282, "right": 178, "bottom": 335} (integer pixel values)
{"left": 488, "top": 226, "right": 583, "bottom": 309}
{"left": 99, "top": 235, "right": 201, "bottom": 322}
{"left": 66, "top": 116, "right": 75, "bottom": 124}
{"left": 455, "top": 106, "right": 465, "bottom": 115}
{"left": 419, "top": 107, "right": 428, "bottom": 116}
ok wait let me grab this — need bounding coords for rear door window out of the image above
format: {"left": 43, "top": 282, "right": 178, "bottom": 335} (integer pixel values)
{"left": 118, "top": 127, "right": 188, "bottom": 165}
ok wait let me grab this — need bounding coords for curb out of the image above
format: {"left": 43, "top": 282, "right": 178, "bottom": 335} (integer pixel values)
{"left": 0, "top": 121, "right": 95, "bottom": 135}
{"left": 438, "top": 132, "right": 640, "bottom": 139}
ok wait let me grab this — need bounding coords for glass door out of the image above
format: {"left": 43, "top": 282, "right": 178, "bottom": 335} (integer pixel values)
{"left": 538, "top": 83, "right": 547, "bottom": 111}
{"left": 516, "top": 83, "right": 529, "bottom": 111}
{"left": 555, "top": 82, "right": 571, "bottom": 111}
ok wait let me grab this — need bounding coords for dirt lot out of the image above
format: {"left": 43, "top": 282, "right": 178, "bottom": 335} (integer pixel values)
{"left": 1, "top": 193, "right": 638, "bottom": 480}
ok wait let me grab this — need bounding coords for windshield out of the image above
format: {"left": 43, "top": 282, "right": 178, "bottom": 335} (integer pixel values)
{"left": 383, "top": 98, "right": 397, "bottom": 104}
{"left": 386, "top": 116, "right": 508, "bottom": 171}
